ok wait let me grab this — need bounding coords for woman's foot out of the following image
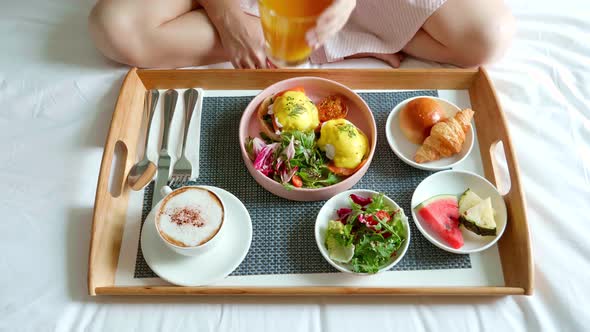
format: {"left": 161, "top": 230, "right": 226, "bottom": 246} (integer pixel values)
{"left": 344, "top": 52, "right": 405, "bottom": 68}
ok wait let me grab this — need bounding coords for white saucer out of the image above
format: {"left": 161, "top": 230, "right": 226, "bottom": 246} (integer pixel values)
{"left": 411, "top": 170, "right": 507, "bottom": 254}
{"left": 385, "top": 96, "right": 474, "bottom": 171}
{"left": 141, "top": 186, "right": 252, "bottom": 286}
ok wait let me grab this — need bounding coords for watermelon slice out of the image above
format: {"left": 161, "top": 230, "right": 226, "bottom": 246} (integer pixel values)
{"left": 415, "top": 195, "right": 464, "bottom": 249}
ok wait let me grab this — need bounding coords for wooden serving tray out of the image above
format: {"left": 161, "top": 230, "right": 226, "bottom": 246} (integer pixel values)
{"left": 88, "top": 68, "right": 533, "bottom": 296}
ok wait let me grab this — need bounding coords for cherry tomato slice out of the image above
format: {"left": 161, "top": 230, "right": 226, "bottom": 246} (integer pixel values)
{"left": 375, "top": 210, "right": 391, "bottom": 222}
{"left": 291, "top": 174, "right": 303, "bottom": 187}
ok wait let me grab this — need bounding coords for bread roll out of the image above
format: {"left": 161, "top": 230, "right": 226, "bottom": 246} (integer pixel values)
{"left": 399, "top": 97, "right": 447, "bottom": 144}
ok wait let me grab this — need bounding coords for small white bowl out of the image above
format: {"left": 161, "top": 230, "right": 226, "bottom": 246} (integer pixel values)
{"left": 385, "top": 96, "right": 474, "bottom": 171}
{"left": 411, "top": 170, "right": 507, "bottom": 254}
{"left": 315, "top": 189, "right": 411, "bottom": 274}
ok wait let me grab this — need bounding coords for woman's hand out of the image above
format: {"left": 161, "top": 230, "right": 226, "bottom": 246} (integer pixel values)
{"left": 204, "top": 3, "right": 267, "bottom": 69}
{"left": 306, "top": 0, "right": 356, "bottom": 49}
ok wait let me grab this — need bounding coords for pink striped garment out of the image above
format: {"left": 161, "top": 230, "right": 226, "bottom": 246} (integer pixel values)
{"left": 240, "top": 0, "right": 446, "bottom": 64}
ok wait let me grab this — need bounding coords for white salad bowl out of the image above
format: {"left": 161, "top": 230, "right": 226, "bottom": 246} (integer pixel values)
{"left": 314, "top": 189, "right": 411, "bottom": 274}
{"left": 411, "top": 170, "right": 508, "bottom": 254}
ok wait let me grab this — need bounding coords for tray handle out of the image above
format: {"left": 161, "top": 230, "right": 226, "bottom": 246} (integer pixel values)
{"left": 88, "top": 69, "right": 147, "bottom": 295}
{"left": 489, "top": 140, "right": 511, "bottom": 196}
{"left": 469, "top": 68, "right": 533, "bottom": 295}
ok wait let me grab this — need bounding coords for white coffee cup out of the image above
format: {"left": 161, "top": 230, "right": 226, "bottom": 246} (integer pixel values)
{"left": 155, "top": 186, "right": 225, "bottom": 256}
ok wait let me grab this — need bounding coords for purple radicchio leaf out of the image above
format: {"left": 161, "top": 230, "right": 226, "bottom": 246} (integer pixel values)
{"left": 253, "top": 143, "right": 279, "bottom": 177}
{"left": 251, "top": 137, "right": 267, "bottom": 157}
{"left": 284, "top": 138, "right": 295, "bottom": 160}
{"left": 275, "top": 156, "right": 284, "bottom": 172}
{"left": 280, "top": 166, "right": 299, "bottom": 184}
{"left": 336, "top": 208, "right": 352, "bottom": 223}
{"left": 350, "top": 194, "right": 372, "bottom": 206}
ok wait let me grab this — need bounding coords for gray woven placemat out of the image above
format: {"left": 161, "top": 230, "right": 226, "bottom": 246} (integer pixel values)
{"left": 134, "top": 91, "right": 471, "bottom": 278}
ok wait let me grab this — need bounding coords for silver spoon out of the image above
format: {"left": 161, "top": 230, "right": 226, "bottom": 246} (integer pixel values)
{"left": 128, "top": 89, "right": 159, "bottom": 191}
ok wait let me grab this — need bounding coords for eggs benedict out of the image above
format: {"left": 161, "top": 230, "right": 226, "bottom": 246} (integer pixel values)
{"left": 258, "top": 87, "right": 320, "bottom": 141}
{"left": 317, "top": 119, "right": 369, "bottom": 175}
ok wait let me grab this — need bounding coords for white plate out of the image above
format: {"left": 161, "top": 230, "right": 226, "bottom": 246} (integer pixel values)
{"left": 314, "top": 189, "right": 411, "bottom": 274}
{"left": 411, "top": 170, "right": 507, "bottom": 254}
{"left": 141, "top": 186, "right": 252, "bottom": 286}
{"left": 385, "top": 96, "right": 474, "bottom": 171}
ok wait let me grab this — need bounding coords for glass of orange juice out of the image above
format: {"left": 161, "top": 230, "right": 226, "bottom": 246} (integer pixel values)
{"left": 259, "top": 0, "right": 333, "bottom": 67}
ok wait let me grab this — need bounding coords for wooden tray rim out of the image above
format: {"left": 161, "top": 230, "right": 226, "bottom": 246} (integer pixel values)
{"left": 88, "top": 67, "right": 533, "bottom": 296}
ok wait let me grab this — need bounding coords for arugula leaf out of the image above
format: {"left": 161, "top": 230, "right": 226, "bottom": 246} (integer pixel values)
{"left": 346, "top": 196, "right": 363, "bottom": 224}
{"left": 375, "top": 214, "right": 402, "bottom": 243}
{"left": 298, "top": 168, "right": 340, "bottom": 188}
{"left": 391, "top": 211, "right": 406, "bottom": 239}
{"left": 349, "top": 196, "right": 363, "bottom": 212}
{"left": 351, "top": 232, "right": 403, "bottom": 273}
{"left": 274, "top": 131, "right": 340, "bottom": 188}
{"left": 365, "top": 193, "right": 386, "bottom": 214}
{"left": 333, "top": 192, "right": 407, "bottom": 274}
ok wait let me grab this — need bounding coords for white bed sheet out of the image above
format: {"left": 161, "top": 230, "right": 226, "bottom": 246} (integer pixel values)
{"left": 0, "top": 0, "right": 589, "bottom": 331}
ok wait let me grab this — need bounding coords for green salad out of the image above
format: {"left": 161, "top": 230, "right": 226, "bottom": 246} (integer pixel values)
{"left": 245, "top": 131, "right": 340, "bottom": 189}
{"left": 324, "top": 193, "right": 407, "bottom": 274}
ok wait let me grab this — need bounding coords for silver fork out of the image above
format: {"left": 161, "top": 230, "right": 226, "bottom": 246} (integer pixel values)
{"left": 171, "top": 88, "right": 202, "bottom": 187}
{"left": 168, "top": 176, "right": 186, "bottom": 188}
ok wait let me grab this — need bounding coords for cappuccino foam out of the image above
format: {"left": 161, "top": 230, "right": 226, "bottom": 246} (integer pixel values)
{"left": 157, "top": 188, "right": 223, "bottom": 247}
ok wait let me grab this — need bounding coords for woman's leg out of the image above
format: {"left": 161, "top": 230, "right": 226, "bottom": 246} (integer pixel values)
{"left": 88, "top": 0, "right": 260, "bottom": 68}
{"left": 343, "top": 0, "right": 513, "bottom": 68}
{"left": 402, "top": 0, "right": 515, "bottom": 67}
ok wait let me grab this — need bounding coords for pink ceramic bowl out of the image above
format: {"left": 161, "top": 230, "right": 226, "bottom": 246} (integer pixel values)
{"left": 239, "top": 77, "right": 377, "bottom": 201}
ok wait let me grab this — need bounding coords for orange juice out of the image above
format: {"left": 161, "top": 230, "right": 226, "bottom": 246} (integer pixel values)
{"left": 259, "top": 0, "right": 333, "bottom": 66}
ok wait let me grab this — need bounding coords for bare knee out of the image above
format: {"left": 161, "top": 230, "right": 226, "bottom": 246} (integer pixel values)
{"left": 88, "top": 1, "right": 148, "bottom": 66}
{"left": 453, "top": 11, "right": 515, "bottom": 67}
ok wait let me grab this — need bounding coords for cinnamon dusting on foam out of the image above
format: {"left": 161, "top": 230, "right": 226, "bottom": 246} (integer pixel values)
{"left": 156, "top": 187, "right": 224, "bottom": 247}
{"left": 169, "top": 207, "right": 206, "bottom": 227}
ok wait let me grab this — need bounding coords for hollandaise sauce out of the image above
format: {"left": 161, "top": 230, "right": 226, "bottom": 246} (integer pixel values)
{"left": 272, "top": 91, "right": 320, "bottom": 132}
{"left": 317, "top": 119, "right": 368, "bottom": 169}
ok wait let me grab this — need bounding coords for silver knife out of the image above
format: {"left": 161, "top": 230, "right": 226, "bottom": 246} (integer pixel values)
{"left": 152, "top": 89, "right": 178, "bottom": 208}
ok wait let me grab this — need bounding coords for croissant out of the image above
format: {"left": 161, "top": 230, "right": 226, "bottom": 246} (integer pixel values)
{"left": 414, "top": 108, "right": 474, "bottom": 163}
